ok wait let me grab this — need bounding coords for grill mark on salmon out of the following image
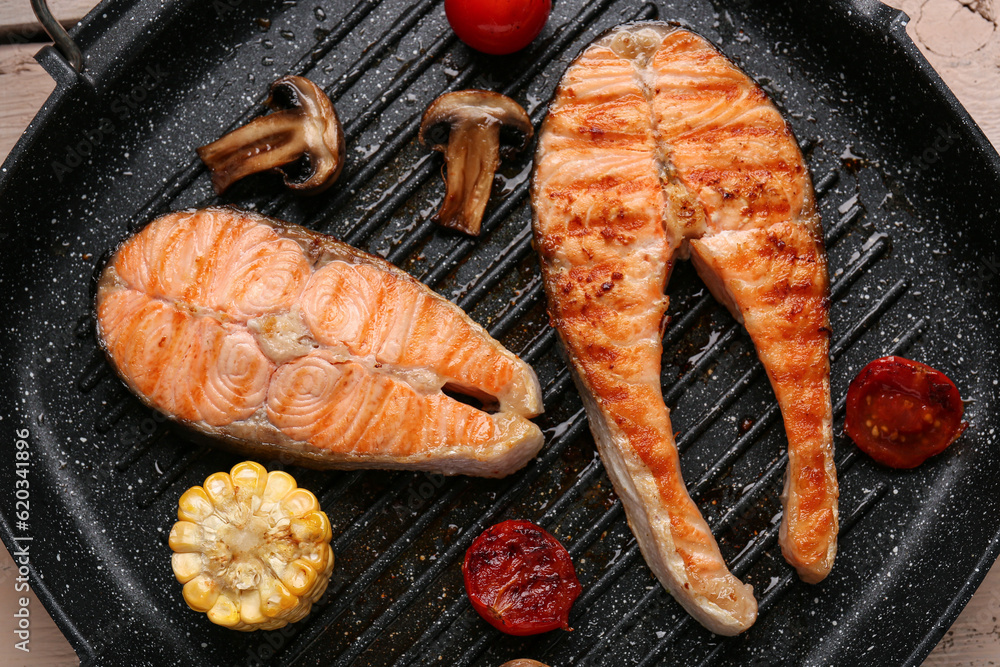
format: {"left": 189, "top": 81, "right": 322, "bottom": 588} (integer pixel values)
{"left": 112, "top": 209, "right": 311, "bottom": 321}
{"left": 300, "top": 262, "right": 522, "bottom": 412}
{"left": 266, "top": 351, "right": 497, "bottom": 457}
{"left": 97, "top": 289, "right": 274, "bottom": 427}
{"left": 96, "top": 207, "right": 543, "bottom": 477}
{"left": 532, "top": 23, "right": 837, "bottom": 634}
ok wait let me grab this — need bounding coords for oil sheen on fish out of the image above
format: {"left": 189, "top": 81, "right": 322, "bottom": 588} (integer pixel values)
{"left": 531, "top": 23, "right": 837, "bottom": 634}
{"left": 96, "top": 207, "right": 544, "bottom": 477}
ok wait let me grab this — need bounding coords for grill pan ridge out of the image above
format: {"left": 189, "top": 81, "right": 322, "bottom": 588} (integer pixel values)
{"left": 1, "top": 0, "right": 999, "bottom": 665}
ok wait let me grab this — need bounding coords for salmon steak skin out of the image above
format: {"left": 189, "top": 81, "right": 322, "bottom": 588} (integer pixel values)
{"left": 531, "top": 23, "right": 837, "bottom": 634}
{"left": 95, "top": 207, "right": 544, "bottom": 478}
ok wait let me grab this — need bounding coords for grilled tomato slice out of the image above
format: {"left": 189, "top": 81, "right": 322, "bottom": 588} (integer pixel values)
{"left": 845, "top": 356, "right": 967, "bottom": 468}
{"left": 463, "top": 520, "right": 580, "bottom": 635}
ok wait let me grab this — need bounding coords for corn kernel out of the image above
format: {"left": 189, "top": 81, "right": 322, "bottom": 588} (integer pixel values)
{"left": 282, "top": 488, "right": 320, "bottom": 516}
{"left": 299, "top": 543, "right": 334, "bottom": 573}
{"left": 231, "top": 461, "right": 268, "bottom": 498}
{"left": 259, "top": 576, "right": 298, "bottom": 616}
{"left": 290, "top": 511, "right": 331, "bottom": 543}
{"left": 171, "top": 552, "right": 204, "bottom": 583}
{"left": 262, "top": 471, "right": 296, "bottom": 504}
{"left": 177, "top": 487, "right": 214, "bottom": 523}
{"left": 280, "top": 559, "right": 319, "bottom": 597}
{"left": 208, "top": 593, "right": 242, "bottom": 628}
{"left": 239, "top": 590, "right": 266, "bottom": 626}
{"left": 183, "top": 574, "right": 220, "bottom": 612}
{"left": 204, "top": 472, "right": 236, "bottom": 507}
{"left": 168, "top": 521, "right": 204, "bottom": 552}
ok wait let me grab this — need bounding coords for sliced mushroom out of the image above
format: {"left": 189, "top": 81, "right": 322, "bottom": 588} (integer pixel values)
{"left": 419, "top": 90, "right": 533, "bottom": 235}
{"left": 197, "top": 75, "right": 344, "bottom": 195}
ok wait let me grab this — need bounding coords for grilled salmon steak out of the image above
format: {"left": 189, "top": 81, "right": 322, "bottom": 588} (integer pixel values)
{"left": 532, "top": 23, "right": 837, "bottom": 633}
{"left": 96, "top": 207, "right": 543, "bottom": 477}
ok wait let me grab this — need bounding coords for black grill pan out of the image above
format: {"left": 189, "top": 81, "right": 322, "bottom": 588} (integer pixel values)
{"left": 2, "top": 0, "right": 999, "bottom": 665}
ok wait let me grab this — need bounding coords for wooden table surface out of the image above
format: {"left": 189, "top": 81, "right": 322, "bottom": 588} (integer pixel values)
{"left": 1, "top": 0, "right": 998, "bottom": 665}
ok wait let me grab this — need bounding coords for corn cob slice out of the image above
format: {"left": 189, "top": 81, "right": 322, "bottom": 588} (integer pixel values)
{"left": 168, "top": 461, "right": 335, "bottom": 631}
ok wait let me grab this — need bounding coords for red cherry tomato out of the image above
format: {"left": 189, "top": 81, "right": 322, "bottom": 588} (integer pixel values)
{"left": 845, "top": 356, "right": 967, "bottom": 469}
{"left": 462, "top": 520, "right": 581, "bottom": 635}
{"left": 445, "top": 0, "right": 552, "bottom": 55}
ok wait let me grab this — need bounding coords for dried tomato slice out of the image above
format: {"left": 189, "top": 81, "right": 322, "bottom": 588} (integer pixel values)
{"left": 462, "top": 520, "right": 581, "bottom": 636}
{"left": 844, "top": 356, "right": 967, "bottom": 469}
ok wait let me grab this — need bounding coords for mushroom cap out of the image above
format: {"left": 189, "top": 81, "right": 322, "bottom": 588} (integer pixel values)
{"left": 265, "top": 75, "right": 345, "bottom": 192}
{"left": 418, "top": 89, "right": 534, "bottom": 154}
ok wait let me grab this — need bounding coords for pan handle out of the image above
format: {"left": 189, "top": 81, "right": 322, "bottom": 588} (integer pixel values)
{"left": 30, "top": 0, "right": 84, "bottom": 73}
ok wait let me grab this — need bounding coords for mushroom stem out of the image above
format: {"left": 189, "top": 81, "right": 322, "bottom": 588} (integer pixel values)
{"left": 419, "top": 90, "right": 533, "bottom": 236}
{"left": 437, "top": 123, "right": 502, "bottom": 235}
{"left": 197, "top": 112, "right": 309, "bottom": 194}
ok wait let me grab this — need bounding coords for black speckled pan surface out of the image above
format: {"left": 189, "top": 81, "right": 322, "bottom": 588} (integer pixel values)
{"left": 1, "top": 0, "right": 999, "bottom": 665}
